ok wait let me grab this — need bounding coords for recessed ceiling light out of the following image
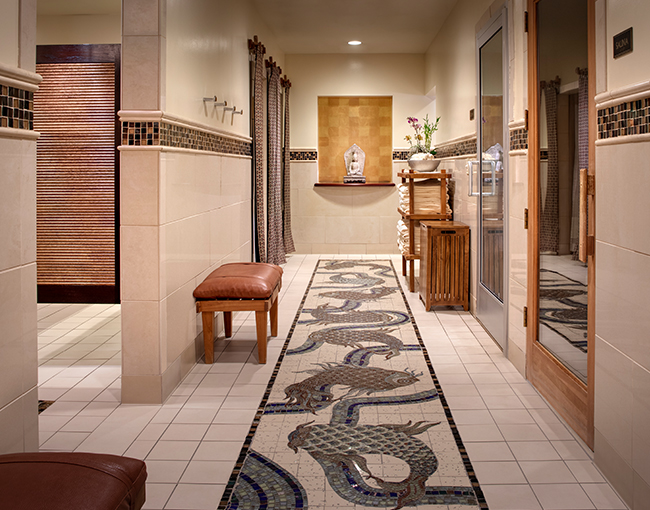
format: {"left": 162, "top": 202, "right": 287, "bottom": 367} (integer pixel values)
{"left": 348, "top": 40, "right": 362, "bottom": 46}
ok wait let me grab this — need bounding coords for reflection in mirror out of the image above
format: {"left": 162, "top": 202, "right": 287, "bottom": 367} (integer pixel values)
{"left": 537, "top": 0, "right": 588, "bottom": 383}
{"left": 480, "top": 29, "right": 504, "bottom": 302}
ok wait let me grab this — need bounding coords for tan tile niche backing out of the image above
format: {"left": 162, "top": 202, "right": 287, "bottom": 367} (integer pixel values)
{"left": 318, "top": 96, "right": 392, "bottom": 183}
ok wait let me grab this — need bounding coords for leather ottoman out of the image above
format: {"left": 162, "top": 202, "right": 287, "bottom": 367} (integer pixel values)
{"left": 194, "top": 262, "right": 283, "bottom": 364}
{"left": 0, "top": 452, "right": 147, "bottom": 510}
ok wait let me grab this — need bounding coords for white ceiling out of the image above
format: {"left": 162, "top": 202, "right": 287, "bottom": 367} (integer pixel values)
{"left": 251, "top": 0, "right": 457, "bottom": 54}
{"left": 37, "top": 0, "right": 457, "bottom": 54}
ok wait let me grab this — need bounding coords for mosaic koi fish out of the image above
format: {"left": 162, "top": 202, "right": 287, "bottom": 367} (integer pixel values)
{"left": 318, "top": 285, "right": 397, "bottom": 302}
{"left": 322, "top": 260, "right": 393, "bottom": 277}
{"left": 299, "top": 302, "right": 409, "bottom": 326}
{"left": 287, "top": 326, "right": 404, "bottom": 359}
{"left": 288, "top": 420, "right": 440, "bottom": 510}
{"left": 284, "top": 363, "right": 421, "bottom": 413}
{"left": 312, "top": 271, "right": 385, "bottom": 289}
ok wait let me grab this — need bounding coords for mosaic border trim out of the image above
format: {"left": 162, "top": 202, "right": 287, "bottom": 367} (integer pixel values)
{"left": 121, "top": 121, "right": 252, "bottom": 156}
{"left": 436, "top": 137, "right": 478, "bottom": 158}
{"left": 598, "top": 97, "right": 650, "bottom": 139}
{"left": 290, "top": 149, "right": 317, "bottom": 161}
{"left": 510, "top": 127, "right": 528, "bottom": 151}
{"left": 217, "top": 259, "right": 489, "bottom": 510}
{"left": 392, "top": 149, "right": 410, "bottom": 161}
{"left": 1, "top": 85, "right": 34, "bottom": 130}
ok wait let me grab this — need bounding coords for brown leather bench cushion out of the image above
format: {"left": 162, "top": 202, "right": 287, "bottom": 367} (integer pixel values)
{"left": 0, "top": 452, "right": 147, "bottom": 510}
{"left": 193, "top": 262, "right": 283, "bottom": 300}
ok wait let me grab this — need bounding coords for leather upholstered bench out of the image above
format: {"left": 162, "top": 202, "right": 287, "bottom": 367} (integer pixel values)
{"left": 193, "top": 262, "right": 283, "bottom": 364}
{"left": 0, "top": 452, "right": 147, "bottom": 510}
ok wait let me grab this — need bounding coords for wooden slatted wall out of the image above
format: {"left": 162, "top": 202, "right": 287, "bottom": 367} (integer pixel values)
{"left": 34, "top": 62, "right": 117, "bottom": 290}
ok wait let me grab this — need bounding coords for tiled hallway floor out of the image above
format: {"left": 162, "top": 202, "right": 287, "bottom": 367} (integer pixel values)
{"left": 37, "top": 255, "right": 627, "bottom": 510}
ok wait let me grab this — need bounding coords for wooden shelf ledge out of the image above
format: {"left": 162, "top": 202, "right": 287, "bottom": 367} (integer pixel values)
{"left": 314, "top": 182, "right": 395, "bottom": 187}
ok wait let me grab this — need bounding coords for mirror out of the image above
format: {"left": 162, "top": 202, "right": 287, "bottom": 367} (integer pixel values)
{"left": 536, "top": 0, "right": 589, "bottom": 383}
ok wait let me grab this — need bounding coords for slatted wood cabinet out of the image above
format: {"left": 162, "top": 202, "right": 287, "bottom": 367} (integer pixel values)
{"left": 419, "top": 220, "right": 469, "bottom": 311}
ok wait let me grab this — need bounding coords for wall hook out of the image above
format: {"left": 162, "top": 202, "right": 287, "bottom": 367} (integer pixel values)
{"left": 232, "top": 108, "right": 244, "bottom": 115}
{"left": 203, "top": 96, "right": 228, "bottom": 107}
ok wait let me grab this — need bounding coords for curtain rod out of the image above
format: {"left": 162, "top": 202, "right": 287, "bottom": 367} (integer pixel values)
{"left": 248, "top": 35, "right": 266, "bottom": 55}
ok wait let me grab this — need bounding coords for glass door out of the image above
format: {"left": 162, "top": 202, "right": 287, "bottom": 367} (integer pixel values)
{"left": 476, "top": 9, "right": 508, "bottom": 349}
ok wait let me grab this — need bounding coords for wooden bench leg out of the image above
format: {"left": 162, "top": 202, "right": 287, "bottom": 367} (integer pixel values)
{"left": 255, "top": 310, "right": 267, "bottom": 364}
{"left": 223, "top": 311, "right": 232, "bottom": 338}
{"left": 202, "top": 311, "right": 215, "bottom": 364}
{"left": 270, "top": 297, "right": 278, "bottom": 337}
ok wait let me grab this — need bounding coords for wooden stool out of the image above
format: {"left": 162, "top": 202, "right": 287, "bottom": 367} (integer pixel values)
{"left": 193, "top": 262, "right": 283, "bottom": 364}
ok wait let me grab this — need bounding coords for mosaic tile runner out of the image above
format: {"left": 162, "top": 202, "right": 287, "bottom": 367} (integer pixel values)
{"left": 219, "top": 260, "right": 487, "bottom": 510}
{"left": 539, "top": 269, "right": 588, "bottom": 353}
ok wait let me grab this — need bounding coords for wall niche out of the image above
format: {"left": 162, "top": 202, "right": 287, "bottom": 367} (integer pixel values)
{"left": 317, "top": 96, "right": 392, "bottom": 183}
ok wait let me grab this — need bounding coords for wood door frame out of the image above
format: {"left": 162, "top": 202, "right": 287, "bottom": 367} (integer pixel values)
{"left": 36, "top": 44, "right": 121, "bottom": 304}
{"left": 526, "top": 0, "right": 595, "bottom": 449}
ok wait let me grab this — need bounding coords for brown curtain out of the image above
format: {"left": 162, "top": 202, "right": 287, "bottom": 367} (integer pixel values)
{"left": 540, "top": 80, "right": 560, "bottom": 254}
{"left": 282, "top": 83, "right": 295, "bottom": 254}
{"left": 267, "top": 66, "right": 285, "bottom": 265}
{"left": 571, "top": 69, "right": 589, "bottom": 259}
{"left": 252, "top": 43, "right": 266, "bottom": 262}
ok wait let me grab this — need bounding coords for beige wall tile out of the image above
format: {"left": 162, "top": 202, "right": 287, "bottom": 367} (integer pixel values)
{"left": 0, "top": 139, "right": 23, "bottom": 271}
{"left": 22, "top": 387, "right": 38, "bottom": 452}
{"left": 633, "top": 363, "right": 650, "bottom": 487}
{"left": 123, "top": 0, "right": 161, "bottom": 36}
{"left": 509, "top": 154, "right": 528, "bottom": 221}
{"left": 20, "top": 140, "right": 36, "bottom": 266}
{"left": 121, "top": 300, "right": 162, "bottom": 376}
{"left": 508, "top": 277, "right": 527, "bottom": 354}
{"left": 325, "top": 216, "right": 380, "bottom": 244}
{"left": 509, "top": 216, "right": 527, "bottom": 288}
{"left": 297, "top": 188, "right": 353, "bottom": 217}
{"left": 120, "top": 226, "right": 160, "bottom": 301}
{"left": 221, "top": 156, "right": 251, "bottom": 208}
{"left": 338, "top": 244, "right": 367, "bottom": 254}
{"left": 162, "top": 214, "right": 211, "bottom": 298}
{"left": 164, "top": 279, "right": 200, "bottom": 368}
{"left": 594, "top": 336, "right": 633, "bottom": 465}
{"left": 0, "top": 397, "right": 26, "bottom": 454}
{"left": 121, "top": 374, "right": 163, "bottom": 404}
{"left": 210, "top": 207, "right": 231, "bottom": 265}
{"left": 0, "top": 266, "right": 35, "bottom": 410}
{"left": 293, "top": 216, "right": 328, "bottom": 245}
{"left": 366, "top": 243, "right": 399, "bottom": 254}
{"left": 596, "top": 142, "right": 650, "bottom": 256}
{"left": 350, "top": 187, "right": 398, "bottom": 217}
{"left": 290, "top": 162, "right": 318, "bottom": 189}
{"left": 122, "top": 35, "right": 161, "bottom": 111}
{"left": 120, "top": 150, "right": 160, "bottom": 226}
{"left": 595, "top": 241, "right": 650, "bottom": 371}
{"left": 594, "top": 428, "right": 634, "bottom": 508}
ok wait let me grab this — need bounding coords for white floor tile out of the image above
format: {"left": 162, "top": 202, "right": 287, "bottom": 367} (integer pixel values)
{"left": 531, "top": 483, "right": 595, "bottom": 510}
{"left": 179, "top": 460, "right": 236, "bottom": 484}
{"left": 147, "top": 440, "right": 201, "bottom": 461}
{"left": 165, "top": 483, "right": 224, "bottom": 510}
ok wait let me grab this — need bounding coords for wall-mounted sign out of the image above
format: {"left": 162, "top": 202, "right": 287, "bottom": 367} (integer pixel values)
{"left": 614, "top": 28, "right": 633, "bottom": 59}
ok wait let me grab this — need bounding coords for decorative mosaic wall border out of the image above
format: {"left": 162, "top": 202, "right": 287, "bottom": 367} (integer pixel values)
{"left": 510, "top": 127, "right": 528, "bottom": 151}
{"left": 121, "top": 121, "right": 252, "bottom": 156}
{"left": 1, "top": 85, "right": 33, "bottom": 130}
{"left": 290, "top": 149, "right": 317, "bottom": 161}
{"left": 392, "top": 150, "right": 410, "bottom": 161}
{"left": 598, "top": 97, "right": 650, "bottom": 139}
{"left": 436, "top": 137, "right": 477, "bottom": 158}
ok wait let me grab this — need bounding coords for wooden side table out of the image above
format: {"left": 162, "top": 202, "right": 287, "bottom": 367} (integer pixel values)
{"left": 419, "top": 221, "right": 469, "bottom": 311}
